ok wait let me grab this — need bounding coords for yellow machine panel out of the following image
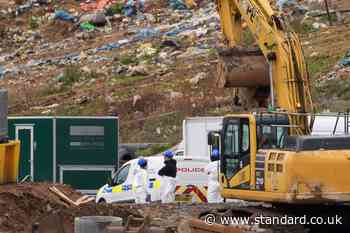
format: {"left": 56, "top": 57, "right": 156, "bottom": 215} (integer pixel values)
{"left": 0, "top": 140, "right": 20, "bottom": 184}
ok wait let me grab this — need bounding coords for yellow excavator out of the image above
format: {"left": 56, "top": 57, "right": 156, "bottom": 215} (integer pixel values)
{"left": 207, "top": 0, "right": 350, "bottom": 205}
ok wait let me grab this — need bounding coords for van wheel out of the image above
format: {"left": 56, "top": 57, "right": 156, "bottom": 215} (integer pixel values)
{"left": 98, "top": 198, "right": 106, "bottom": 204}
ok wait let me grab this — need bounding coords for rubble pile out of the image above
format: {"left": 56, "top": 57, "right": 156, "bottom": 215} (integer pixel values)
{"left": 278, "top": 0, "right": 350, "bottom": 27}
{"left": 0, "top": 182, "right": 236, "bottom": 233}
{"left": 0, "top": 182, "right": 83, "bottom": 232}
{"left": 321, "top": 48, "right": 350, "bottom": 82}
{"left": 0, "top": 182, "right": 141, "bottom": 232}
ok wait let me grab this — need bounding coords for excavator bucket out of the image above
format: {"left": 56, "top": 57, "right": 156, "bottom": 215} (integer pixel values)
{"left": 216, "top": 47, "right": 269, "bottom": 88}
{"left": 216, "top": 47, "right": 270, "bottom": 109}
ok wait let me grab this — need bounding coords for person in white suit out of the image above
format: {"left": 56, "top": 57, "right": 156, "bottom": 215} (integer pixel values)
{"left": 133, "top": 158, "right": 149, "bottom": 204}
{"left": 205, "top": 149, "right": 223, "bottom": 203}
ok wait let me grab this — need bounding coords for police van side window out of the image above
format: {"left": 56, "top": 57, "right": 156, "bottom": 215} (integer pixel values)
{"left": 113, "top": 164, "right": 130, "bottom": 185}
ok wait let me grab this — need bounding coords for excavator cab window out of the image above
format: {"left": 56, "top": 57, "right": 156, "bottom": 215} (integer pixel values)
{"left": 257, "top": 125, "right": 288, "bottom": 149}
{"left": 208, "top": 132, "right": 221, "bottom": 157}
{"left": 222, "top": 118, "right": 250, "bottom": 183}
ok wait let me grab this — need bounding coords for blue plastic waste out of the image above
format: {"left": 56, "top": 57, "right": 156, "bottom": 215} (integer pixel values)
{"left": 135, "top": 28, "right": 160, "bottom": 40}
{"left": 123, "top": 0, "right": 145, "bottom": 17}
{"left": 339, "top": 49, "right": 350, "bottom": 67}
{"left": 96, "top": 43, "right": 121, "bottom": 52}
{"left": 54, "top": 10, "right": 75, "bottom": 22}
{"left": 3, "top": 13, "right": 219, "bottom": 76}
{"left": 169, "top": 0, "right": 187, "bottom": 10}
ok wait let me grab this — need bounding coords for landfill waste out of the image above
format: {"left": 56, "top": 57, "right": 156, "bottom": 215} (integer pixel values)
{"left": 135, "top": 28, "right": 160, "bottom": 40}
{"left": 161, "top": 40, "right": 180, "bottom": 49}
{"left": 169, "top": 0, "right": 188, "bottom": 10}
{"left": 312, "top": 22, "right": 328, "bottom": 29}
{"left": 54, "top": 10, "right": 76, "bottom": 22}
{"left": 105, "top": 3, "right": 123, "bottom": 16}
{"left": 137, "top": 43, "right": 157, "bottom": 58}
{"left": 339, "top": 49, "right": 350, "bottom": 67}
{"left": 13, "top": 0, "right": 48, "bottom": 16}
{"left": 189, "top": 72, "right": 207, "bottom": 85}
{"left": 80, "top": 12, "right": 107, "bottom": 26}
{"left": 277, "top": 0, "right": 297, "bottom": 8}
{"left": 80, "top": 0, "right": 115, "bottom": 12}
{"left": 123, "top": 0, "right": 145, "bottom": 17}
{"left": 184, "top": 0, "right": 197, "bottom": 8}
{"left": 0, "top": 1, "right": 220, "bottom": 79}
{"left": 0, "top": 66, "right": 5, "bottom": 79}
{"left": 80, "top": 22, "right": 96, "bottom": 31}
{"left": 319, "top": 49, "right": 350, "bottom": 82}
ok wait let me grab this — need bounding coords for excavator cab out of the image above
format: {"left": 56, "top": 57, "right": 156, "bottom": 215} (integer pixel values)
{"left": 208, "top": 114, "right": 288, "bottom": 189}
{"left": 219, "top": 116, "right": 252, "bottom": 190}
{"left": 209, "top": 114, "right": 350, "bottom": 203}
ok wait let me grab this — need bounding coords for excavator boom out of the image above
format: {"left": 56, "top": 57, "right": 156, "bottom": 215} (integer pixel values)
{"left": 216, "top": 0, "right": 313, "bottom": 135}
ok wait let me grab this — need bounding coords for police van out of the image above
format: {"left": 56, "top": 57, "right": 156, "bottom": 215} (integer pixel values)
{"left": 95, "top": 155, "right": 209, "bottom": 203}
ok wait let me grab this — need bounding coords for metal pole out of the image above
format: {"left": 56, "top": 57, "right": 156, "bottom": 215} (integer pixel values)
{"left": 269, "top": 63, "right": 275, "bottom": 109}
{"left": 347, "top": 109, "right": 350, "bottom": 135}
{"left": 333, "top": 112, "right": 340, "bottom": 135}
{"left": 324, "top": 0, "right": 333, "bottom": 26}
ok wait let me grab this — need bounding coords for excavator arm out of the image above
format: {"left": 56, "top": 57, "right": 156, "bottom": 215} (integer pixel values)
{"left": 216, "top": 0, "right": 313, "bottom": 135}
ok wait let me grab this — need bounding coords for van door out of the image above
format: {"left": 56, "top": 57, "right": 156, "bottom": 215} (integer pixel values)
{"left": 176, "top": 158, "right": 209, "bottom": 203}
{"left": 109, "top": 163, "right": 134, "bottom": 203}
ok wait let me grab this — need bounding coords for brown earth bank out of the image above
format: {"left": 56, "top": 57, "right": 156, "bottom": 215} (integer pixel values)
{"left": 1, "top": 183, "right": 350, "bottom": 233}
{"left": 0, "top": 182, "right": 237, "bottom": 233}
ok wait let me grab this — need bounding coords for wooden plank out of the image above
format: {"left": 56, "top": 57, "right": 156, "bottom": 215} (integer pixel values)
{"left": 49, "top": 186, "right": 78, "bottom": 206}
{"left": 75, "top": 195, "right": 89, "bottom": 204}
{"left": 77, "top": 196, "right": 95, "bottom": 205}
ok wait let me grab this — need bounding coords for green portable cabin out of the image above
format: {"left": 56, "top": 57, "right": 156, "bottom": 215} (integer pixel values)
{"left": 8, "top": 116, "right": 118, "bottom": 194}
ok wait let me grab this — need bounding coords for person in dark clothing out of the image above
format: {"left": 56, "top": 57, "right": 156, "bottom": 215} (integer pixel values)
{"left": 158, "top": 157, "right": 177, "bottom": 178}
{"left": 158, "top": 150, "right": 177, "bottom": 203}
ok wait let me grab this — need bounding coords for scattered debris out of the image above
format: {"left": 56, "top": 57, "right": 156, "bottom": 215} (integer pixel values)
{"left": 169, "top": 0, "right": 188, "bottom": 10}
{"left": 312, "top": 22, "right": 328, "bottom": 29}
{"left": 80, "top": 12, "right": 107, "bottom": 26}
{"left": 54, "top": 10, "right": 76, "bottom": 22}
{"left": 80, "top": 0, "right": 116, "bottom": 12}
{"left": 189, "top": 72, "right": 207, "bottom": 85}
{"left": 49, "top": 186, "right": 94, "bottom": 207}
{"left": 339, "top": 48, "right": 350, "bottom": 67}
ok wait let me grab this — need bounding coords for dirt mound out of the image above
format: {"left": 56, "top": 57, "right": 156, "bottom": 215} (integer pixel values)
{"left": 0, "top": 183, "right": 82, "bottom": 233}
{"left": 0, "top": 183, "right": 142, "bottom": 233}
{"left": 0, "top": 182, "right": 231, "bottom": 233}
